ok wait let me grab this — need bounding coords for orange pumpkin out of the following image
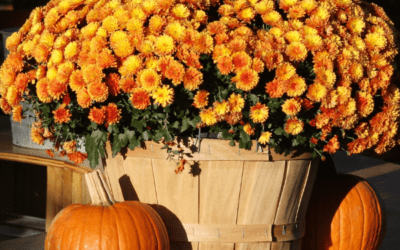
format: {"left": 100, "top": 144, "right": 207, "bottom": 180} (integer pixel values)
{"left": 45, "top": 171, "right": 170, "bottom": 250}
{"left": 302, "top": 158, "right": 386, "bottom": 250}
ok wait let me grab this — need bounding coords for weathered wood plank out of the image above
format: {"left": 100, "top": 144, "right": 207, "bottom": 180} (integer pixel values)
{"left": 104, "top": 154, "right": 126, "bottom": 201}
{"left": 198, "top": 161, "right": 243, "bottom": 250}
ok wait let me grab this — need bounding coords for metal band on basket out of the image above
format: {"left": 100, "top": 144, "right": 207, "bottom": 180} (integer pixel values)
{"left": 170, "top": 221, "right": 305, "bottom": 243}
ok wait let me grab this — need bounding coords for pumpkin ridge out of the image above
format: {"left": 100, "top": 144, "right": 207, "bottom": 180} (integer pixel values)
{"left": 98, "top": 206, "right": 104, "bottom": 250}
{"left": 123, "top": 204, "right": 145, "bottom": 249}
{"left": 140, "top": 204, "right": 170, "bottom": 250}
{"left": 110, "top": 205, "right": 125, "bottom": 250}
{"left": 351, "top": 176, "right": 367, "bottom": 249}
{"left": 129, "top": 202, "right": 158, "bottom": 249}
{"left": 130, "top": 201, "right": 167, "bottom": 250}
{"left": 47, "top": 204, "right": 83, "bottom": 250}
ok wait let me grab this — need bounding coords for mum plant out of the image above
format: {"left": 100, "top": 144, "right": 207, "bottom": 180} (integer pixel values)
{"left": 0, "top": 0, "right": 399, "bottom": 169}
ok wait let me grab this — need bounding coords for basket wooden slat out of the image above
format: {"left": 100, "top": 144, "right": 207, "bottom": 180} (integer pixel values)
{"left": 103, "top": 139, "right": 318, "bottom": 250}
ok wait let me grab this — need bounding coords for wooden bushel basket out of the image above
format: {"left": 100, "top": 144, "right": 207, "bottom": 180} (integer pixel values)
{"left": 103, "top": 137, "right": 319, "bottom": 250}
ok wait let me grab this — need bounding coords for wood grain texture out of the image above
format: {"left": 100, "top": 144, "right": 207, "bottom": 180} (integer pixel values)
{"left": 152, "top": 158, "right": 199, "bottom": 250}
{"left": 122, "top": 157, "right": 158, "bottom": 204}
{"left": 199, "top": 161, "right": 243, "bottom": 250}
{"left": 46, "top": 167, "right": 72, "bottom": 231}
{"left": 235, "top": 161, "right": 286, "bottom": 250}
{"left": 104, "top": 154, "right": 126, "bottom": 201}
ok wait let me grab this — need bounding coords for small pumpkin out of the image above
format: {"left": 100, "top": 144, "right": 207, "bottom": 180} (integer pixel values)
{"left": 45, "top": 170, "right": 170, "bottom": 250}
{"left": 302, "top": 156, "right": 386, "bottom": 250}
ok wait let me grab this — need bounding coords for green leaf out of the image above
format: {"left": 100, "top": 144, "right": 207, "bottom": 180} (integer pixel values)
{"left": 181, "top": 117, "right": 190, "bottom": 132}
{"left": 112, "top": 133, "right": 128, "bottom": 157}
{"left": 248, "top": 94, "right": 258, "bottom": 105}
{"left": 229, "top": 139, "right": 235, "bottom": 146}
{"left": 171, "top": 150, "right": 180, "bottom": 155}
{"left": 274, "top": 127, "right": 284, "bottom": 136}
{"left": 107, "top": 124, "right": 119, "bottom": 134}
{"left": 128, "top": 134, "right": 141, "bottom": 150}
{"left": 171, "top": 121, "right": 180, "bottom": 130}
{"left": 85, "top": 133, "right": 99, "bottom": 169}
{"left": 239, "top": 130, "right": 251, "bottom": 149}
{"left": 222, "top": 129, "right": 233, "bottom": 140}
{"left": 188, "top": 116, "right": 201, "bottom": 128}
{"left": 131, "top": 119, "right": 146, "bottom": 133}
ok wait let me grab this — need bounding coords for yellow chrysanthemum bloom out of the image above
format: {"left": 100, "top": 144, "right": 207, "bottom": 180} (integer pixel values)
{"left": 282, "top": 98, "right": 301, "bottom": 116}
{"left": 243, "top": 123, "right": 255, "bottom": 136}
{"left": 64, "top": 41, "right": 79, "bottom": 60}
{"left": 119, "top": 55, "right": 143, "bottom": 76}
{"left": 279, "top": 0, "right": 298, "bottom": 11}
{"left": 315, "top": 5, "right": 330, "bottom": 20}
{"left": 365, "top": 32, "right": 387, "bottom": 51}
{"left": 109, "top": 30, "right": 128, "bottom": 45}
{"left": 284, "top": 31, "right": 302, "bottom": 43}
{"left": 261, "top": 11, "right": 282, "bottom": 26}
{"left": 171, "top": 4, "right": 190, "bottom": 19}
{"left": 142, "top": 0, "right": 157, "bottom": 14}
{"left": 152, "top": 85, "right": 174, "bottom": 107}
{"left": 49, "top": 49, "right": 64, "bottom": 66}
{"left": 228, "top": 93, "right": 245, "bottom": 113}
{"left": 47, "top": 67, "right": 58, "bottom": 81}
{"left": 356, "top": 91, "right": 374, "bottom": 118}
{"left": 307, "top": 83, "right": 327, "bottom": 102}
{"left": 238, "top": 8, "right": 256, "bottom": 22}
{"left": 112, "top": 38, "right": 133, "bottom": 58}
{"left": 232, "top": 68, "right": 259, "bottom": 91}
{"left": 102, "top": 15, "right": 119, "bottom": 33}
{"left": 269, "top": 27, "right": 284, "bottom": 37}
{"left": 148, "top": 15, "right": 165, "bottom": 35}
{"left": 349, "top": 62, "right": 364, "bottom": 81}
{"left": 284, "top": 117, "right": 304, "bottom": 135}
{"left": 29, "top": 22, "right": 43, "bottom": 36}
{"left": 130, "top": 7, "right": 147, "bottom": 22}
{"left": 304, "top": 34, "right": 323, "bottom": 51}
{"left": 250, "top": 102, "right": 269, "bottom": 123}
{"left": 213, "top": 100, "right": 230, "bottom": 116}
{"left": 286, "top": 42, "right": 308, "bottom": 61}
{"left": 200, "top": 108, "right": 218, "bottom": 126}
{"left": 126, "top": 18, "right": 144, "bottom": 35}
{"left": 44, "top": 7, "right": 59, "bottom": 28}
{"left": 254, "top": 0, "right": 275, "bottom": 15}
{"left": 333, "top": 0, "right": 352, "bottom": 8}
{"left": 164, "top": 22, "right": 186, "bottom": 41}
{"left": 137, "top": 69, "right": 161, "bottom": 92}
{"left": 154, "top": 35, "right": 175, "bottom": 56}
{"left": 276, "top": 62, "right": 296, "bottom": 81}
{"left": 258, "top": 131, "right": 272, "bottom": 144}
{"left": 347, "top": 17, "right": 365, "bottom": 35}
{"left": 300, "top": 0, "right": 317, "bottom": 12}
{"left": 39, "top": 32, "right": 56, "bottom": 48}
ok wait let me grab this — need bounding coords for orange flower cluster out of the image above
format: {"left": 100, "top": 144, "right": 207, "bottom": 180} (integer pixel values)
{"left": 0, "top": 0, "right": 399, "bottom": 159}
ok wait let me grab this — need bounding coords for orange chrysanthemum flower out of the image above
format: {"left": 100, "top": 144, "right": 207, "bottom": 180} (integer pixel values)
{"left": 130, "top": 89, "right": 151, "bottom": 110}
{"left": 12, "top": 105, "right": 24, "bottom": 124}
{"left": 76, "top": 88, "right": 92, "bottom": 108}
{"left": 183, "top": 67, "right": 203, "bottom": 91}
{"left": 164, "top": 61, "right": 185, "bottom": 85}
{"left": 217, "top": 56, "right": 233, "bottom": 75}
{"left": 154, "top": 35, "right": 175, "bottom": 56}
{"left": 228, "top": 93, "right": 245, "bottom": 112}
{"left": 284, "top": 117, "right": 304, "bottom": 135}
{"left": 276, "top": 62, "right": 296, "bottom": 81}
{"left": 232, "top": 68, "right": 259, "bottom": 91}
{"left": 200, "top": 108, "right": 218, "bottom": 126}
{"left": 193, "top": 32, "right": 213, "bottom": 54}
{"left": 232, "top": 51, "right": 252, "bottom": 71}
{"left": 307, "top": 83, "right": 327, "bottom": 102}
{"left": 225, "top": 111, "right": 243, "bottom": 125}
{"left": 193, "top": 90, "right": 209, "bottom": 109}
{"left": 4, "top": 52, "right": 24, "bottom": 72}
{"left": 31, "top": 127, "right": 44, "bottom": 145}
{"left": 213, "top": 100, "right": 230, "bottom": 116}
{"left": 105, "top": 73, "right": 121, "bottom": 96}
{"left": 137, "top": 69, "right": 161, "bottom": 92}
{"left": 286, "top": 75, "right": 307, "bottom": 97}
{"left": 243, "top": 123, "right": 255, "bottom": 136}
{"left": 96, "top": 48, "right": 117, "bottom": 69}
{"left": 252, "top": 58, "right": 265, "bottom": 73}
{"left": 87, "top": 81, "right": 108, "bottom": 103}
{"left": 36, "top": 78, "right": 52, "bottom": 103}
{"left": 53, "top": 105, "right": 72, "bottom": 124}
{"left": 266, "top": 79, "right": 285, "bottom": 98}
{"left": 45, "top": 149, "right": 55, "bottom": 157}
{"left": 282, "top": 98, "right": 301, "bottom": 116}
{"left": 63, "top": 140, "right": 77, "bottom": 154}
{"left": 69, "top": 70, "right": 86, "bottom": 92}
{"left": 14, "top": 73, "right": 29, "bottom": 94}
{"left": 6, "top": 86, "right": 21, "bottom": 107}
{"left": 119, "top": 55, "right": 143, "bottom": 76}
{"left": 258, "top": 131, "right": 273, "bottom": 144}
{"left": 324, "top": 135, "right": 340, "bottom": 154}
{"left": 105, "top": 103, "right": 122, "bottom": 125}
{"left": 207, "top": 21, "right": 227, "bottom": 35}
{"left": 0, "top": 98, "right": 12, "bottom": 114}
{"left": 88, "top": 106, "right": 106, "bottom": 125}
{"left": 152, "top": 85, "right": 174, "bottom": 108}
{"left": 119, "top": 77, "right": 137, "bottom": 93}
{"left": 82, "top": 64, "right": 104, "bottom": 84}
{"left": 48, "top": 79, "right": 68, "bottom": 100}
{"left": 356, "top": 91, "right": 374, "bottom": 118}
{"left": 250, "top": 103, "right": 269, "bottom": 123}
{"left": 67, "top": 152, "right": 87, "bottom": 164}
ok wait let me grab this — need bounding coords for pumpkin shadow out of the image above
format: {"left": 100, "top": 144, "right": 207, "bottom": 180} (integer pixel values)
{"left": 118, "top": 175, "right": 192, "bottom": 249}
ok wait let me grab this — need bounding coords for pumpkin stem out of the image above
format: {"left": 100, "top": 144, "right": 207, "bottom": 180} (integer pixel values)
{"left": 84, "top": 170, "right": 116, "bottom": 206}
{"left": 316, "top": 154, "right": 337, "bottom": 180}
